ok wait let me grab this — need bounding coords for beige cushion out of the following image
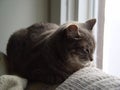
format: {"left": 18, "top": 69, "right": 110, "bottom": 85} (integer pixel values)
{"left": 0, "top": 52, "right": 8, "bottom": 75}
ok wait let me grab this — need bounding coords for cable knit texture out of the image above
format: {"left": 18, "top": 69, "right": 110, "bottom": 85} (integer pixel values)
{"left": 0, "top": 75, "right": 27, "bottom": 90}
{"left": 56, "top": 66, "right": 120, "bottom": 90}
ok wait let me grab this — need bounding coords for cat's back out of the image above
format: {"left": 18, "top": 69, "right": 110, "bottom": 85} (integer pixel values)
{"left": 8, "top": 23, "right": 59, "bottom": 43}
{"left": 7, "top": 22, "right": 59, "bottom": 52}
{"left": 7, "top": 22, "right": 59, "bottom": 73}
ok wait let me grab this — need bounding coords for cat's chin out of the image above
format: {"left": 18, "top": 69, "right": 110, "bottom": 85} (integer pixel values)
{"left": 67, "top": 54, "right": 93, "bottom": 70}
{"left": 79, "top": 60, "right": 93, "bottom": 67}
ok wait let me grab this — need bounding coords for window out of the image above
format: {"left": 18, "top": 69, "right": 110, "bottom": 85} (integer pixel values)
{"left": 103, "top": 0, "right": 120, "bottom": 77}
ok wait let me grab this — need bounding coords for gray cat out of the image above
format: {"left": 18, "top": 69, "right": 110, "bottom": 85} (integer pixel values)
{"left": 7, "top": 19, "right": 96, "bottom": 85}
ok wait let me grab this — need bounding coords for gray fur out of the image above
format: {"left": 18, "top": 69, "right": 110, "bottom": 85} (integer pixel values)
{"left": 7, "top": 19, "right": 96, "bottom": 85}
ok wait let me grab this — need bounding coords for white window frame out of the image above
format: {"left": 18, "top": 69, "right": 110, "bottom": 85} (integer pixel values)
{"left": 60, "top": 0, "right": 96, "bottom": 23}
{"left": 94, "top": 0, "right": 105, "bottom": 69}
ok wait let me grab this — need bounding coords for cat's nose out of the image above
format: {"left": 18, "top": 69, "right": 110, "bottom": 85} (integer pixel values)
{"left": 90, "top": 58, "right": 93, "bottom": 61}
{"left": 89, "top": 56, "right": 93, "bottom": 61}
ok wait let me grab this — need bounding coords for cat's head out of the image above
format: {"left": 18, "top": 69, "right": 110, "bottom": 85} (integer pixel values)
{"left": 50, "top": 19, "right": 96, "bottom": 69}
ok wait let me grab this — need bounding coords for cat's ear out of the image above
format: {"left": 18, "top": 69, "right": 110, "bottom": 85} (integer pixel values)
{"left": 85, "top": 19, "right": 96, "bottom": 31}
{"left": 65, "top": 24, "right": 80, "bottom": 40}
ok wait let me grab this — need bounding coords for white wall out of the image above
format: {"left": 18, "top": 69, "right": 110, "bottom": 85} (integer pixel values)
{"left": 0, "top": 0, "right": 49, "bottom": 53}
{"left": 103, "top": 0, "right": 120, "bottom": 77}
{"left": 50, "top": 0, "right": 60, "bottom": 24}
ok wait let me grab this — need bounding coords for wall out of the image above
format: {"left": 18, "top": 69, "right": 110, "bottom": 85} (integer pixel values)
{"left": 0, "top": 0, "right": 49, "bottom": 53}
{"left": 50, "top": 0, "right": 60, "bottom": 24}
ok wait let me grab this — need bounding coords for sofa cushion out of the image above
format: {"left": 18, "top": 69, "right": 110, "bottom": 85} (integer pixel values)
{"left": 0, "top": 52, "right": 8, "bottom": 75}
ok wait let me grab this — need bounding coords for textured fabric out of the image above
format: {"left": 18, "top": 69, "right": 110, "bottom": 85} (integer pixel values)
{"left": 56, "top": 67, "right": 120, "bottom": 90}
{"left": 0, "top": 52, "right": 27, "bottom": 90}
{"left": 0, "top": 75, "right": 27, "bottom": 90}
{"left": 0, "top": 52, "right": 8, "bottom": 75}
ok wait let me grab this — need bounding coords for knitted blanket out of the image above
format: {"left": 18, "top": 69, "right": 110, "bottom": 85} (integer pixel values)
{"left": 56, "top": 67, "right": 120, "bottom": 90}
{"left": 0, "top": 52, "right": 27, "bottom": 90}
{"left": 0, "top": 68, "right": 120, "bottom": 90}
{"left": 0, "top": 75, "right": 27, "bottom": 90}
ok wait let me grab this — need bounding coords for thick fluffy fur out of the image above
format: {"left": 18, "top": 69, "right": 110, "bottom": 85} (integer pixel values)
{"left": 7, "top": 19, "right": 96, "bottom": 85}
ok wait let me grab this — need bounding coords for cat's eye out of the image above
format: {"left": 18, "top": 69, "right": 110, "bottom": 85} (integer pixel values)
{"left": 83, "top": 48, "right": 89, "bottom": 54}
{"left": 74, "top": 37, "right": 81, "bottom": 40}
{"left": 79, "top": 48, "right": 89, "bottom": 54}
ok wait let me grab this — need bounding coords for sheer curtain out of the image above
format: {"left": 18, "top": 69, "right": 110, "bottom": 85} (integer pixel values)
{"left": 103, "top": 0, "right": 120, "bottom": 77}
